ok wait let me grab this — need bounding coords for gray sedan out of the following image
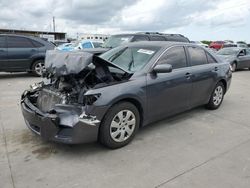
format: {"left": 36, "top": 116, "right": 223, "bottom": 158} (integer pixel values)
{"left": 217, "top": 47, "right": 250, "bottom": 72}
{"left": 21, "top": 42, "right": 232, "bottom": 149}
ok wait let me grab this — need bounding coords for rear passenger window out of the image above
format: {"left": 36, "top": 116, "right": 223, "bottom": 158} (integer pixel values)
{"left": 0, "top": 36, "right": 7, "bottom": 48}
{"left": 188, "top": 47, "right": 207, "bottom": 66}
{"left": 158, "top": 46, "right": 187, "bottom": 69}
{"left": 206, "top": 53, "right": 217, "bottom": 64}
{"left": 7, "top": 36, "right": 34, "bottom": 48}
{"left": 150, "top": 36, "right": 166, "bottom": 41}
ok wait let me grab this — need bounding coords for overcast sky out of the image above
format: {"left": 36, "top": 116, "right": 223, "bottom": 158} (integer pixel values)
{"left": 0, "top": 0, "right": 250, "bottom": 42}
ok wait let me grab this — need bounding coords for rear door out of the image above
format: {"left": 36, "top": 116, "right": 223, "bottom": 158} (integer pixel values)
{"left": 6, "top": 36, "right": 38, "bottom": 71}
{"left": 147, "top": 46, "right": 192, "bottom": 121}
{"left": 0, "top": 36, "right": 8, "bottom": 70}
{"left": 186, "top": 46, "right": 219, "bottom": 107}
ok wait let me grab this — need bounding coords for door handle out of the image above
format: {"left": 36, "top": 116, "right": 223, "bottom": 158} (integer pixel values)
{"left": 185, "top": 72, "right": 192, "bottom": 79}
{"left": 214, "top": 67, "right": 218, "bottom": 71}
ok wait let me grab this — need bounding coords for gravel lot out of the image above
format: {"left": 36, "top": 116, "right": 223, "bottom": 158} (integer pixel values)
{"left": 1, "top": 70, "right": 250, "bottom": 188}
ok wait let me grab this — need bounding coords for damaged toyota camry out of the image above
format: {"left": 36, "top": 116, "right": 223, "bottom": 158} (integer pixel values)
{"left": 21, "top": 42, "right": 232, "bottom": 148}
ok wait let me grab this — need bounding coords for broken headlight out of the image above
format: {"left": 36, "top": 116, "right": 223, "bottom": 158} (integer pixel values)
{"left": 84, "top": 93, "right": 101, "bottom": 105}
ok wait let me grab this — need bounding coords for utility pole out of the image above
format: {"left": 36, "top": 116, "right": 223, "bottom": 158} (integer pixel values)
{"left": 53, "top": 16, "right": 56, "bottom": 32}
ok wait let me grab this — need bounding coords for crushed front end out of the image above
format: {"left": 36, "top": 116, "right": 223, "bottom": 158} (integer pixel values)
{"left": 21, "top": 51, "right": 131, "bottom": 144}
{"left": 21, "top": 83, "right": 101, "bottom": 144}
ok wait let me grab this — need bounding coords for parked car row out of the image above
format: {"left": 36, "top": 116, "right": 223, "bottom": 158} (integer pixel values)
{"left": 0, "top": 32, "right": 190, "bottom": 76}
{"left": 1, "top": 33, "right": 249, "bottom": 77}
{"left": 209, "top": 41, "right": 249, "bottom": 50}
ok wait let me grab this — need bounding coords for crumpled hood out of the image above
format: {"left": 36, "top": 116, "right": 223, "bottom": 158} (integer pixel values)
{"left": 44, "top": 50, "right": 129, "bottom": 77}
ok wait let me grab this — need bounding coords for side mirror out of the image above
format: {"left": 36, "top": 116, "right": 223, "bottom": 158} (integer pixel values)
{"left": 153, "top": 64, "right": 172, "bottom": 73}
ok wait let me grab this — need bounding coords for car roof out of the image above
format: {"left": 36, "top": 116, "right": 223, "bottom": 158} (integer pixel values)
{"left": 111, "top": 33, "right": 189, "bottom": 41}
{"left": 0, "top": 33, "right": 37, "bottom": 39}
{"left": 123, "top": 41, "right": 194, "bottom": 49}
{"left": 0, "top": 34, "right": 55, "bottom": 47}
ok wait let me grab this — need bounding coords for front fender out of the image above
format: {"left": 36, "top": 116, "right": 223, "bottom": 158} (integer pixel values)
{"left": 84, "top": 76, "right": 147, "bottom": 122}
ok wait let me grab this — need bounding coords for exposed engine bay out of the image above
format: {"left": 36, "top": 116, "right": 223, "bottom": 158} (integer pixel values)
{"left": 27, "top": 51, "right": 132, "bottom": 113}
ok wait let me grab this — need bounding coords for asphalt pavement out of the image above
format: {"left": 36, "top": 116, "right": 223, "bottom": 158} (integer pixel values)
{"left": 0, "top": 70, "right": 250, "bottom": 188}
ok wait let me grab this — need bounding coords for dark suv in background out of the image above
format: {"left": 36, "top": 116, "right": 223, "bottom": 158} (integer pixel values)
{"left": 103, "top": 32, "right": 190, "bottom": 48}
{"left": 84, "top": 32, "right": 190, "bottom": 55}
{"left": 0, "top": 34, "right": 55, "bottom": 76}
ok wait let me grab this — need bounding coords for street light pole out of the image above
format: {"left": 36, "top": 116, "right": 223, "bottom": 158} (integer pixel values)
{"left": 53, "top": 16, "right": 56, "bottom": 32}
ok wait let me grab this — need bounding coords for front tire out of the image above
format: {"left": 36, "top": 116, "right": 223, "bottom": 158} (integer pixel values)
{"left": 231, "top": 62, "right": 237, "bottom": 72}
{"left": 99, "top": 102, "right": 140, "bottom": 149}
{"left": 206, "top": 82, "right": 225, "bottom": 110}
{"left": 31, "top": 60, "right": 45, "bottom": 76}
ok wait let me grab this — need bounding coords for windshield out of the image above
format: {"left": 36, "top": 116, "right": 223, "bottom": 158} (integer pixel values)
{"left": 100, "top": 46, "right": 159, "bottom": 72}
{"left": 217, "top": 48, "right": 240, "bottom": 55}
{"left": 102, "top": 35, "right": 133, "bottom": 48}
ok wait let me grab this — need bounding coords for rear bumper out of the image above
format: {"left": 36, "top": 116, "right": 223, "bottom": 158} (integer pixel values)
{"left": 21, "top": 95, "right": 100, "bottom": 144}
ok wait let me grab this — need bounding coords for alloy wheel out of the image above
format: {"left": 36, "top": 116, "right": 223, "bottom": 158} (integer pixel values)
{"left": 34, "top": 62, "right": 45, "bottom": 76}
{"left": 110, "top": 110, "right": 136, "bottom": 142}
{"left": 213, "top": 85, "right": 223, "bottom": 106}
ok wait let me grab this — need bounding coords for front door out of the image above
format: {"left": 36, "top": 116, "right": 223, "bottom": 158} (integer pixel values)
{"left": 146, "top": 46, "right": 192, "bottom": 122}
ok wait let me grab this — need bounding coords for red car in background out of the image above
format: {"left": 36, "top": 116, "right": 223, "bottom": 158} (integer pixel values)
{"left": 209, "top": 41, "right": 225, "bottom": 50}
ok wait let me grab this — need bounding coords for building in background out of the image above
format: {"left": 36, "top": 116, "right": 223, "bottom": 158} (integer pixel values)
{"left": 79, "top": 33, "right": 110, "bottom": 41}
{"left": 0, "top": 28, "right": 66, "bottom": 42}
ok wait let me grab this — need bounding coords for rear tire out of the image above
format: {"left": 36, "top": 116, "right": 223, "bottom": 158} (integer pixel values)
{"left": 31, "top": 59, "right": 44, "bottom": 76}
{"left": 206, "top": 82, "right": 225, "bottom": 110}
{"left": 99, "top": 102, "right": 140, "bottom": 149}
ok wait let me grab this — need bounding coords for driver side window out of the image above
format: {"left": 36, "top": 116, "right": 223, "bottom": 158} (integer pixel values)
{"left": 157, "top": 46, "right": 187, "bottom": 69}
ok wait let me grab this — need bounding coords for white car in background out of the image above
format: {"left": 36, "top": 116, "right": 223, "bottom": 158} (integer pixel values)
{"left": 191, "top": 41, "right": 209, "bottom": 48}
{"left": 56, "top": 40, "right": 104, "bottom": 51}
{"left": 75, "top": 40, "right": 104, "bottom": 50}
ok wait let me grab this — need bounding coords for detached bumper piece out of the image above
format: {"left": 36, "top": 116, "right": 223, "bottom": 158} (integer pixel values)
{"left": 21, "top": 95, "right": 100, "bottom": 144}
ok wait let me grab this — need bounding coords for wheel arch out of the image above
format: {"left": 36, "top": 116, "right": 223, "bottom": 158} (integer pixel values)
{"left": 218, "top": 79, "right": 227, "bottom": 92}
{"left": 30, "top": 57, "right": 45, "bottom": 70}
{"left": 118, "top": 98, "right": 144, "bottom": 127}
{"left": 102, "top": 97, "right": 144, "bottom": 128}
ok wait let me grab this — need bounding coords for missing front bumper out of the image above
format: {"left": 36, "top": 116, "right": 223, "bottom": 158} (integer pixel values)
{"left": 21, "top": 96, "right": 100, "bottom": 144}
